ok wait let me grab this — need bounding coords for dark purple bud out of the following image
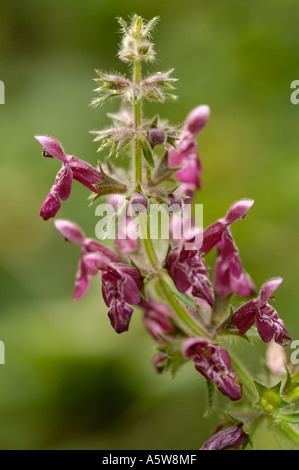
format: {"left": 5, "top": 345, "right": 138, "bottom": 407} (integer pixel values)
{"left": 152, "top": 352, "right": 168, "bottom": 373}
{"left": 148, "top": 126, "right": 166, "bottom": 146}
{"left": 168, "top": 194, "right": 182, "bottom": 213}
{"left": 201, "top": 424, "right": 247, "bottom": 451}
{"left": 130, "top": 191, "right": 149, "bottom": 214}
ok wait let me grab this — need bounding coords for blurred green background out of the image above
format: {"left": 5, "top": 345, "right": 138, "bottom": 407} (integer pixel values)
{"left": 0, "top": 0, "right": 299, "bottom": 450}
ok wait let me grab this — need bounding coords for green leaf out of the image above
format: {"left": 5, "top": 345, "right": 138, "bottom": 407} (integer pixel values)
{"left": 165, "top": 280, "right": 198, "bottom": 309}
{"left": 139, "top": 137, "right": 155, "bottom": 168}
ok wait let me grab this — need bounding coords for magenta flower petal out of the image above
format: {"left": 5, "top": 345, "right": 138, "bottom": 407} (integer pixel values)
{"left": 201, "top": 200, "right": 254, "bottom": 255}
{"left": 40, "top": 191, "right": 61, "bottom": 221}
{"left": 232, "top": 299, "right": 258, "bottom": 334}
{"left": 224, "top": 199, "right": 254, "bottom": 225}
{"left": 185, "top": 105, "right": 210, "bottom": 137}
{"left": 200, "top": 220, "right": 226, "bottom": 255}
{"left": 54, "top": 219, "right": 85, "bottom": 245}
{"left": 35, "top": 135, "right": 67, "bottom": 161}
{"left": 83, "top": 239, "right": 119, "bottom": 262}
{"left": 214, "top": 229, "right": 256, "bottom": 299}
{"left": 108, "top": 300, "right": 134, "bottom": 335}
{"left": 233, "top": 279, "right": 291, "bottom": 346}
{"left": 36, "top": 135, "right": 105, "bottom": 221}
{"left": 101, "top": 266, "right": 142, "bottom": 333}
{"left": 55, "top": 219, "right": 119, "bottom": 262}
{"left": 57, "top": 164, "right": 73, "bottom": 201}
{"left": 259, "top": 277, "right": 283, "bottom": 305}
{"left": 73, "top": 258, "right": 91, "bottom": 300}
{"left": 70, "top": 158, "right": 103, "bottom": 189}
{"left": 166, "top": 245, "right": 214, "bottom": 305}
{"left": 169, "top": 139, "right": 201, "bottom": 187}
{"left": 168, "top": 105, "right": 207, "bottom": 189}
{"left": 82, "top": 252, "right": 112, "bottom": 273}
{"left": 184, "top": 339, "right": 242, "bottom": 400}
{"left": 201, "top": 425, "right": 247, "bottom": 451}
{"left": 256, "top": 304, "right": 291, "bottom": 346}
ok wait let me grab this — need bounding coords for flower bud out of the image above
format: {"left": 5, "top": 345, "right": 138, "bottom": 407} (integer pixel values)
{"left": 130, "top": 192, "right": 149, "bottom": 214}
{"left": 168, "top": 194, "right": 182, "bottom": 213}
{"left": 152, "top": 353, "right": 168, "bottom": 374}
{"left": 186, "top": 105, "right": 210, "bottom": 137}
{"left": 148, "top": 127, "right": 166, "bottom": 146}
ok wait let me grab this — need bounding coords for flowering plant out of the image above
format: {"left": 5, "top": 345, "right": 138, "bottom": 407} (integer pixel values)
{"left": 36, "top": 15, "right": 299, "bottom": 450}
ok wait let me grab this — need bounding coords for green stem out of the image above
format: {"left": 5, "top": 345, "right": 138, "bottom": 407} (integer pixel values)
{"left": 134, "top": 59, "right": 142, "bottom": 183}
{"left": 138, "top": 213, "right": 159, "bottom": 268}
{"left": 277, "top": 422, "right": 299, "bottom": 447}
{"left": 228, "top": 351, "right": 256, "bottom": 402}
{"left": 157, "top": 275, "right": 209, "bottom": 338}
{"left": 138, "top": 212, "right": 208, "bottom": 337}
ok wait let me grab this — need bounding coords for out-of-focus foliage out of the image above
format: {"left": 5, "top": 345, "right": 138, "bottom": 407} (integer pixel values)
{"left": 0, "top": 0, "right": 299, "bottom": 449}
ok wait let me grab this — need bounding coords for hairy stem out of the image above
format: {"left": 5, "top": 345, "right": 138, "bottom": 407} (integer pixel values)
{"left": 134, "top": 58, "right": 142, "bottom": 183}
{"left": 138, "top": 213, "right": 209, "bottom": 338}
{"left": 157, "top": 275, "right": 209, "bottom": 338}
{"left": 138, "top": 212, "right": 159, "bottom": 268}
{"left": 228, "top": 351, "right": 256, "bottom": 402}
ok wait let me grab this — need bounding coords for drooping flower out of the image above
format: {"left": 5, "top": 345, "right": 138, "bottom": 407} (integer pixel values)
{"left": 166, "top": 244, "right": 214, "bottom": 305}
{"left": 214, "top": 228, "right": 256, "bottom": 298}
{"left": 201, "top": 424, "right": 247, "bottom": 451}
{"left": 54, "top": 219, "right": 118, "bottom": 299}
{"left": 101, "top": 264, "right": 144, "bottom": 333}
{"left": 184, "top": 338, "right": 242, "bottom": 400}
{"left": 232, "top": 278, "right": 291, "bottom": 346}
{"left": 168, "top": 105, "right": 210, "bottom": 189}
{"left": 200, "top": 199, "right": 254, "bottom": 255}
{"left": 36, "top": 136, "right": 104, "bottom": 220}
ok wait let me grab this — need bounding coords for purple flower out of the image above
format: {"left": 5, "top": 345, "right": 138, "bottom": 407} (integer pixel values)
{"left": 55, "top": 219, "right": 118, "bottom": 299}
{"left": 184, "top": 338, "right": 242, "bottom": 401}
{"left": 214, "top": 228, "right": 256, "bottom": 298}
{"left": 168, "top": 105, "right": 210, "bottom": 189}
{"left": 101, "top": 264, "right": 144, "bottom": 333}
{"left": 142, "top": 300, "right": 175, "bottom": 343}
{"left": 36, "top": 136, "right": 103, "bottom": 220}
{"left": 201, "top": 199, "right": 254, "bottom": 255}
{"left": 201, "top": 424, "right": 247, "bottom": 450}
{"left": 232, "top": 278, "right": 291, "bottom": 346}
{"left": 166, "top": 244, "right": 214, "bottom": 305}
